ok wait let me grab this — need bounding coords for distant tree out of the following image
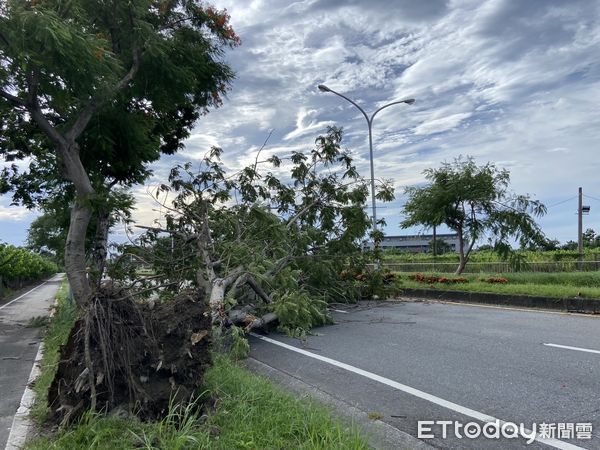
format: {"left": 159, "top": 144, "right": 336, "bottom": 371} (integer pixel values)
{"left": 582, "top": 228, "right": 600, "bottom": 249}
{"left": 0, "top": 0, "right": 239, "bottom": 304}
{"left": 540, "top": 238, "right": 561, "bottom": 251}
{"left": 401, "top": 157, "right": 547, "bottom": 274}
{"left": 428, "top": 238, "right": 452, "bottom": 255}
{"left": 520, "top": 237, "right": 561, "bottom": 252}
{"left": 561, "top": 240, "right": 579, "bottom": 251}
{"left": 27, "top": 190, "right": 133, "bottom": 267}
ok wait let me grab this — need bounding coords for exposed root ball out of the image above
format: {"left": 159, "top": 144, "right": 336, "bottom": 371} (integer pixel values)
{"left": 48, "top": 288, "right": 211, "bottom": 423}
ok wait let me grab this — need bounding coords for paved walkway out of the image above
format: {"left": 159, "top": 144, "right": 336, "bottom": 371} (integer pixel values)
{"left": 0, "top": 274, "right": 64, "bottom": 449}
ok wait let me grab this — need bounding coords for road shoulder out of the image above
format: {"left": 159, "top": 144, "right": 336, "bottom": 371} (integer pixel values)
{"left": 243, "top": 357, "right": 433, "bottom": 450}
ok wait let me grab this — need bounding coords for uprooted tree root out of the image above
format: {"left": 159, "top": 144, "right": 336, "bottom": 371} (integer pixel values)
{"left": 48, "top": 288, "right": 211, "bottom": 424}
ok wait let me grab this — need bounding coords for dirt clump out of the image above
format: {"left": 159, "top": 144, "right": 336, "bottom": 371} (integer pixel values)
{"left": 48, "top": 287, "right": 211, "bottom": 423}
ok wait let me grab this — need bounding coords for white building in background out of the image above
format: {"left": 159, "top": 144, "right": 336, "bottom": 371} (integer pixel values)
{"left": 367, "top": 233, "right": 460, "bottom": 253}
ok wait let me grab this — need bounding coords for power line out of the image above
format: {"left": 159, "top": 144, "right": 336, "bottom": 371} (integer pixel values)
{"left": 546, "top": 196, "right": 577, "bottom": 209}
{"left": 583, "top": 193, "right": 600, "bottom": 203}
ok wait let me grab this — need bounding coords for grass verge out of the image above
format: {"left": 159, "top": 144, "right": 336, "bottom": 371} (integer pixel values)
{"left": 28, "top": 356, "right": 369, "bottom": 449}
{"left": 27, "top": 285, "right": 369, "bottom": 449}
{"left": 398, "top": 272, "right": 600, "bottom": 299}
{"left": 30, "top": 280, "right": 78, "bottom": 423}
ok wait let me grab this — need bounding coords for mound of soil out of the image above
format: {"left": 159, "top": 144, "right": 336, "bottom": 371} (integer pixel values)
{"left": 48, "top": 288, "right": 211, "bottom": 423}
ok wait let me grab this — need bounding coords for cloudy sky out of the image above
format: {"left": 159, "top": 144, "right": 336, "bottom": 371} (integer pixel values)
{"left": 1, "top": 0, "right": 600, "bottom": 247}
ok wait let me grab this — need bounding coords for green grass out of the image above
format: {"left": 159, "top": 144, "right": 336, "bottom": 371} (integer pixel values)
{"left": 398, "top": 271, "right": 600, "bottom": 299}
{"left": 27, "top": 356, "right": 369, "bottom": 450}
{"left": 30, "top": 280, "right": 78, "bottom": 423}
{"left": 27, "top": 284, "right": 370, "bottom": 450}
{"left": 383, "top": 249, "right": 600, "bottom": 264}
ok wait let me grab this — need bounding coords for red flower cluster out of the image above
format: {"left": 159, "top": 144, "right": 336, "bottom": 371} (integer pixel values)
{"left": 339, "top": 270, "right": 396, "bottom": 284}
{"left": 481, "top": 277, "right": 509, "bottom": 283}
{"left": 408, "top": 273, "right": 468, "bottom": 284}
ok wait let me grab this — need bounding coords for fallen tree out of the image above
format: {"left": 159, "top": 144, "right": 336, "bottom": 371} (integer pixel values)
{"left": 114, "top": 127, "right": 396, "bottom": 343}
{"left": 48, "top": 287, "right": 211, "bottom": 423}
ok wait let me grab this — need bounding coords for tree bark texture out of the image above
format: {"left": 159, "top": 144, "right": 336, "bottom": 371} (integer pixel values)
{"left": 90, "top": 210, "right": 111, "bottom": 287}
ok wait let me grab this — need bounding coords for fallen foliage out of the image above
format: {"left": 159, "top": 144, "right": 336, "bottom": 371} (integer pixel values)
{"left": 408, "top": 273, "right": 468, "bottom": 284}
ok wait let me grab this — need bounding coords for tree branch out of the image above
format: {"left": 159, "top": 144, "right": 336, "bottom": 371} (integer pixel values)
{"left": 245, "top": 274, "right": 272, "bottom": 304}
{"left": 267, "top": 255, "right": 294, "bottom": 277}
{"left": 66, "top": 47, "right": 141, "bottom": 141}
{"left": 0, "top": 89, "right": 26, "bottom": 108}
{"left": 286, "top": 198, "right": 321, "bottom": 228}
{"left": 29, "top": 107, "right": 66, "bottom": 146}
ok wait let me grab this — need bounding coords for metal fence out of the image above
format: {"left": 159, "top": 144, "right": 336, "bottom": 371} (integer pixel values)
{"left": 381, "top": 260, "right": 600, "bottom": 273}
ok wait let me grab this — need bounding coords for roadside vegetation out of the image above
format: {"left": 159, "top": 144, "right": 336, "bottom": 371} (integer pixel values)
{"left": 0, "top": 244, "right": 57, "bottom": 298}
{"left": 28, "top": 356, "right": 369, "bottom": 450}
{"left": 399, "top": 271, "right": 600, "bottom": 299}
{"left": 384, "top": 248, "right": 600, "bottom": 264}
{"left": 27, "top": 285, "right": 369, "bottom": 450}
{"left": 31, "top": 280, "right": 76, "bottom": 423}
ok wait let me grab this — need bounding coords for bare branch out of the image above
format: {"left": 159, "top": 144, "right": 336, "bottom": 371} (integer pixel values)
{"left": 247, "top": 312, "right": 278, "bottom": 330}
{"left": 29, "top": 107, "right": 66, "bottom": 146}
{"left": 246, "top": 275, "right": 273, "bottom": 304}
{"left": 286, "top": 198, "right": 321, "bottom": 228}
{"left": 135, "top": 224, "right": 198, "bottom": 242}
{"left": 253, "top": 129, "right": 274, "bottom": 173}
{"left": 0, "top": 89, "right": 26, "bottom": 107}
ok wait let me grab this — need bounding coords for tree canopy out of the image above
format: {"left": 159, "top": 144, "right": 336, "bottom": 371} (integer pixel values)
{"left": 401, "top": 157, "right": 547, "bottom": 274}
{"left": 0, "top": 0, "right": 239, "bottom": 303}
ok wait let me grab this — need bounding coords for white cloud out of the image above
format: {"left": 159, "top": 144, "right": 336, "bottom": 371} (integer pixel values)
{"left": 2, "top": 0, "right": 600, "bottom": 246}
{"left": 0, "top": 207, "right": 30, "bottom": 221}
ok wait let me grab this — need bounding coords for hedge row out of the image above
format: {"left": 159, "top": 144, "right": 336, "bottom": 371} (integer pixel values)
{"left": 0, "top": 244, "right": 57, "bottom": 291}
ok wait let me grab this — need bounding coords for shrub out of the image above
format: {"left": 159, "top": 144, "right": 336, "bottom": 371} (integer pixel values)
{"left": 481, "top": 276, "right": 509, "bottom": 284}
{"left": 408, "top": 273, "right": 468, "bottom": 284}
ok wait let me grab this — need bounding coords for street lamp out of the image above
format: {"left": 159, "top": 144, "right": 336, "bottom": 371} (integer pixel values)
{"left": 317, "top": 84, "right": 414, "bottom": 267}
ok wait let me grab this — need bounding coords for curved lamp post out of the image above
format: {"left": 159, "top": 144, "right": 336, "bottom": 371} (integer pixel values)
{"left": 317, "top": 84, "right": 414, "bottom": 267}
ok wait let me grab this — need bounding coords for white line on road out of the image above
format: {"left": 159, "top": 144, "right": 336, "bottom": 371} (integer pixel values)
{"left": 543, "top": 343, "right": 600, "bottom": 355}
{"left": 0, "top": 280, "right": 51, "bottom": 311}
{"left": 251, "top": 333, "right": 584, "bottom": 450}
{"left": 0, "top": 273, "right": 62, "bottom": 309}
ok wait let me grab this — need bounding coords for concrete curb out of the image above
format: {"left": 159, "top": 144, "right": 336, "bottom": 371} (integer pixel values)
{"left": 400, "top": 287, "right": 600, "bottom": 314}
{"left": 5, "top": 343, "right": 44, "bottom": 450}
{"left": 243, "top": 357, "right": 433, "bottom": 450}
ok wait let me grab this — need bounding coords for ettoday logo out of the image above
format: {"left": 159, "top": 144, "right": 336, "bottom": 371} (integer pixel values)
{"left": 417, "top": 420, "right": 592, "bottom": 444}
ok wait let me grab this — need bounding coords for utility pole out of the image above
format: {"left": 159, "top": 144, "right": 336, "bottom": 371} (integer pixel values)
{"left": 578, "top": 187, "right": 583, "bottom": 255}
{"left": 577, "top": 187, "right": 591, "bottom": 270}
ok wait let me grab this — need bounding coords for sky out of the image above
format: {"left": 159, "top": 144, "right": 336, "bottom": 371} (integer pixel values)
{"left": 1, "top": 0, "right": 600, "bottom": 247}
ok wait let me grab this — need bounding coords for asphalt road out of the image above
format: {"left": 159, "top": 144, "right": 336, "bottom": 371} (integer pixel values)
{"left": 249, "top": 301, "right": 600, "bottom": 449}
{"left": 0, "top": 274, "right": 64, "bottom": 449}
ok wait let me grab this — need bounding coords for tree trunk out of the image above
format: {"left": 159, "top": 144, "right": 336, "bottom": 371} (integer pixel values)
{"left": 58, "top": 141, "right": 96, "bottom": 306}
{"left": 455, "top": 230, "right": 466, "bottom": 275}
{"left": 209, "top": 278, "right": 227, "bottom": 322}
{"left": 65, "top": 199, "right": 93, "bottom": 304}
{"left": 90, "top": 210, "right": 110, "bottom": 287}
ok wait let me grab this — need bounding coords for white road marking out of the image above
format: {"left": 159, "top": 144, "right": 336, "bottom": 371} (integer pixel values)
{"left": 0, "top": 280, "right": 51, "bottom": 311}
{"left": 5, "top": 343, "right": 44, "bottom": 450}
{"left": 331, "top": 309, "right": 349, "bottom": 314}
{"left": 543, "top": 343, "right": 600, "bottom": 355}
{"left": 251, "top": 333, "right": 584, "bottom": 450}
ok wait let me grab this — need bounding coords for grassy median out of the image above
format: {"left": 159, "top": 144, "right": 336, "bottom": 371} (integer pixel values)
{"left": 398, "top": 271, "right": 600, "bottom": 298}
{"left": 27, "top": 284, "right": 369, "bottom": 450}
